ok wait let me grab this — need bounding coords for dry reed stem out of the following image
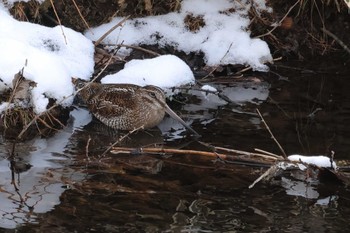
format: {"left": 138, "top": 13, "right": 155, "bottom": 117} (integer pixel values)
{"left": 249, "top": 164, "right": 280, "bottom": 188}
{"left": 256, "top": 108, "right": 287, "bottom": 158}
{"left": 115, "top": 44, "right": 161, "bottom": 57}
{"left": 214, "top": 145, "right": 281, "bottom": 160}
{"left": 94, "top": 15, "right": 131, "bottom": 47}
{"left": 71, "top": 0, "right": 91, "bottom": 32}
{"left": 110, "top": 146, "right": 276, "bottom": 166}
{"left": 254, "top": 148, "right": 283, "bottom": 159}
{"left": 49, "top": 0, "right": 67, "bottom": 44}
{"left": 200, "top": 42, "right": 233, "bottom": 81}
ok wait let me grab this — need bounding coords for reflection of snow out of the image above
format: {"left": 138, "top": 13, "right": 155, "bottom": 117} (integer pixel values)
{"left": 158, "top": 82, "right": 269, "bottom": 137}
{"left": 158, "top": 116, "right": 193, "bottom": 141}
{"left": 281, "top": 177, "right": 338, "bottom": 206}
{"left": 0, "top": 108, "right": 89, "bottom": 229}
{"left": 281, "top": 177, "right": 320, "bottom": 199}
{"left": 184, "top": 82, "right": 270, "bottom": 123}
{"left": 316, "top": 196, "right": 338, "bottom": 206}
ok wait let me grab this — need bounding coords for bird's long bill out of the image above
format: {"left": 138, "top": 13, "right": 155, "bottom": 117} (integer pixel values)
{"left": 164, "top": 104, "right": 200, "bottom": 137}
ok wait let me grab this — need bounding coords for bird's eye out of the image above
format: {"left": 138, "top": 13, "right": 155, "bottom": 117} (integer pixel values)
{"left": 149, "top": 92, "right": 157, "bottom": 98}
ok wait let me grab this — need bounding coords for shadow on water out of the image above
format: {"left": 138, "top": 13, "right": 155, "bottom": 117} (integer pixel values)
{"left": 1, "top": 63, "right": 350, "bottom": 232}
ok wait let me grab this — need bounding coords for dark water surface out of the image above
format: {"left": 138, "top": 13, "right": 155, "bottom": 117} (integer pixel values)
{"left": 1, "top": 62, "right": 350, "bottom": 232}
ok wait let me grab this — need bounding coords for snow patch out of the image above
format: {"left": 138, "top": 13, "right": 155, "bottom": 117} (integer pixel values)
{"left": 85, "top": 0, "right": 272, "bottom": 71}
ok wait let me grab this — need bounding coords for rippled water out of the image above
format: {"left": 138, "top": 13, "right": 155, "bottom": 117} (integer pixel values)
{"left": 1, "top": 64, "right": 350, "bottom": 232}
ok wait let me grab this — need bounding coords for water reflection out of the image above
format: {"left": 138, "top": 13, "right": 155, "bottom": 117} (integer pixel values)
{"left": 0, "top": 108, "right": 91, "bottom": 229}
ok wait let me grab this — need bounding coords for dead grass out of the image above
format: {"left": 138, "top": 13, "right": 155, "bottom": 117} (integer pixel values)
{"left": 184, "top": 14, "right": 205, "bottom": 32}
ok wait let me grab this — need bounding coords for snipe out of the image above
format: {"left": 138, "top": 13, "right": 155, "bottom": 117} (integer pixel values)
{"left": 72, "top": 78, "right": 199, "bottom": 136}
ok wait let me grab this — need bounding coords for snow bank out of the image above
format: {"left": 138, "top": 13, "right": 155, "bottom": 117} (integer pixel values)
{"left": 85, "top": 0, "right": 272, "bottom": 71}
{"left": 0, "top": 5, "right": 94, "bottom": 113}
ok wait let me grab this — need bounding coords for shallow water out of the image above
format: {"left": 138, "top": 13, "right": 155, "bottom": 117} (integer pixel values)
{"left": 1, "top": 63, "right": 350, "bottom": 232}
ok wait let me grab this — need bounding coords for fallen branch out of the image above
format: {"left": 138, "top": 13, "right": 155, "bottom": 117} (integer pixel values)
{"left": 110, "top": 146, "right": 277, "bottom": 166}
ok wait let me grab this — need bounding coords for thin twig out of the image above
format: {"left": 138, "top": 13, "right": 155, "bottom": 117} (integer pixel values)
{"left": 235, "top": 56, "right": 282, "bottom": 75}
{"left": 321, "top": 27, "right": 350, "bottom": 55}
{"left": 254, "top": 148, "right": 283, "bottom": 159}
{"left": 100, "top": 126, "right": 144, "bottom": 158}
{"left": 200, "top": 42, "right": 233, "bottom": 81}
{"left": 256, "top": 108, "right": 287, "bottom": 158}
{"left": 49, "top": 0, "right": 67, "bottom": 44}
{"left": 115, "top": 44, "right": 161, "bottom": 57}
{"left": 249, "top": 164, "right": 279, "bottom": 188}
{"left": 94, "top": 15, "right": 131, "bottom": 47}
{"left": 71, "top": 0, "right": 91, "bottom": 32}
{"left": 212, "top": 145, "right": 280, "bottom": 161}
{"left": 256, "top": 0, "right": 301, "bottom": 38}
{"left": 85, "top": 136, "right": 91, "bottom": 162}
{"left": 235, "top": 66, "right": 252, "bottom": 74}
{"left": 199, "top": 141, "right": 279, "bottom": 161}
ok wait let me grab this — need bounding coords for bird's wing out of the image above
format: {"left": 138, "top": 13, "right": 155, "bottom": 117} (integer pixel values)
{"left": 88, "top": 87, "right": 137, "bottom": 118}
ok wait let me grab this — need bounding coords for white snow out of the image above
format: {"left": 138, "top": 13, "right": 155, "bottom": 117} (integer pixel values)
{"left": 288, "top": 155, "right": 337, "bottom": 170}
{"left": 101, "top": 55, "right": 195, "bottom": 88}
{"left": 0, "top": 5, "right": 94, "bottom": 113}
{"left": 85, "top": 0, "right": 272, "bottom": 71}
{"left": 0, "top": 108, "right": 89, "bottom": 229}
{"left": 201, "top": 85, "right": 217, "bottom": 92}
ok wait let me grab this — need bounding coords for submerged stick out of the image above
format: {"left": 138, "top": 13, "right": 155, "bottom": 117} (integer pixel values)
{"left": 256, "top": 109, "right": 287, "bottom": 158}
{"left": 100, "top": 126, "right": 144, "bottom": 158}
